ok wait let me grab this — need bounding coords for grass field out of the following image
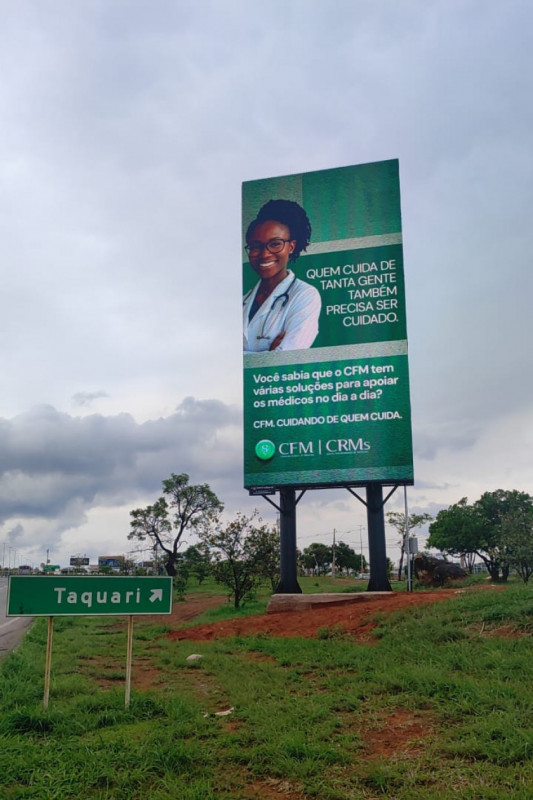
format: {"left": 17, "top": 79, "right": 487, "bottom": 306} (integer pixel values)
{"left": 0, "top": 578, "right": 532, "bottom": 799}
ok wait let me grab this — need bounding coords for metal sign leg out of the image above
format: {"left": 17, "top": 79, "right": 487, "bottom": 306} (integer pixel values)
{"left": 43, "top": 616, "right": 54, "bottom": 710}
{"left": 366, "top": 484, "right": 392, "bottom": 592}
{"left": 125, "top": 615, "right": 134, "bottom": 709}
{"left": 275, "top": 487, "right": 302, "bottom": 594}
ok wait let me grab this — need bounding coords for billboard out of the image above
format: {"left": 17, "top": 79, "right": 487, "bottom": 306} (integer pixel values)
{"left": 242, "top": 159, "right": 413, "bottom": 489}
{"left": 98, "top": 556, "right": 124, "bottom": 570}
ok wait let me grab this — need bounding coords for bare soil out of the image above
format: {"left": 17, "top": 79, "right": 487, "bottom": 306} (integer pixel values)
{"left": 164, "top": 587, "right": 476, "bottom": 643}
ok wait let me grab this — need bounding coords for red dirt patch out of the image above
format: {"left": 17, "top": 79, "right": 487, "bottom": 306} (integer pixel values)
{"left": 482, "top": 623, "right": 526, "bottom": 639}
{"left": 138, "top": 592, "right": 227, "bottom": 626}
{"left": 363, "top": 707, "right": 436, "bottom": 759}
{"left": 132, "top": 657, "right": 163, "bottom": 691}
{"left": 167, "top": 589, "right": 471, "bottom": 642}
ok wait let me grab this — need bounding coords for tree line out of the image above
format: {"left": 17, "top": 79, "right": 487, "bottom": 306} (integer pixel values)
{"left": 128, "top": 473, "right": 367, "bottom": 606}
{"left": 299, "top": 541, "right": 366, "bottom": 576}
{"left": 385, "top": 489, "right": 533, "bottom": 584}
{"left": 128, "top": 477, "right": 533, "bottom": 604}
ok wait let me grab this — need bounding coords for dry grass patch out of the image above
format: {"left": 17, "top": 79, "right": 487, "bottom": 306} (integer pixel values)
{"left": 245, "top": 776, "right": 306, "bottom": 799}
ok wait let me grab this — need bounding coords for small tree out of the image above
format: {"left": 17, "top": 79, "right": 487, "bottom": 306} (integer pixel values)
{"left": 427, "top": 498, "right": 483, "bottom": 571}
{"left": 502, "top": 509, "right": 533, "bottom": 583}
{"left": 129, "top": 497, "right": 173, "bottom": 569}
{"left": 334, "top": 541, "right": 362, "bottom": 576}
{"left": 183, "top": 544, "right": 212, "bottom": 585}
{"left": 386, "top": 512, "right": 433, "bottom": 581}
{"left": 201, "top": 512, "right": 276, "bottom": 608}
{"left": 253, "top": 526, "right": 280, "bottom": 591}
{"left": 119, "top": 558, "right": 137, "bottom": 575}
{"left": 128, "top": 474, "right": 223, "bottom": 577}
{"left": 301, "top": 543, "right": 332, "bottom": 575}
{"left": 474, "top": 490, "right": 532, "bottom": 581}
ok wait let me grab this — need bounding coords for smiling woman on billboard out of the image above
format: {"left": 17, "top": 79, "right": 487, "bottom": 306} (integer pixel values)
{"left": 243, "top": 199, "right": 321, "bottom": 353}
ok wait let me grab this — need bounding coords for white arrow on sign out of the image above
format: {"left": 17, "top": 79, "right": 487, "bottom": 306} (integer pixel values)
{"left": 149, "top": 589, "right": 163, "bottom": 603}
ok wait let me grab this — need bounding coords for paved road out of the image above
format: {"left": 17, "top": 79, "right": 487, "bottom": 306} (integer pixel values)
{"left": 0, "top": 578, "right": 33, "bottom": 660}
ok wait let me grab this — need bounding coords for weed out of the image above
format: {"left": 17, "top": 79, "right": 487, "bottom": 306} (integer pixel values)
{"left": 316, "top": 623, "right": 348, "bottom": 640}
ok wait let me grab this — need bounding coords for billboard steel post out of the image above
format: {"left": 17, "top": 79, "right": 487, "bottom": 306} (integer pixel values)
{"left": 366, "top": 484, "right": 392, "bottom": 592}
{"left": 275, "top": 487, "right": 302, "bottom": 594}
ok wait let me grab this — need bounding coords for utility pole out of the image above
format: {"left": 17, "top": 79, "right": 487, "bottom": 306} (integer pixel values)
{"left": 331, "top": 528, "right": 336, "bottom": 579}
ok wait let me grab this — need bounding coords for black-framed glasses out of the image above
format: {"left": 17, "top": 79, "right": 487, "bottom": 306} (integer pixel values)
{"left": 245, "top": 237, "right": 292, "bottom": 255}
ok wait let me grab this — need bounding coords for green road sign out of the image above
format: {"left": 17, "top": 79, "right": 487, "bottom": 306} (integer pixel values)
{"left": 7, "top": 576, "right": 173, "bottom": 616}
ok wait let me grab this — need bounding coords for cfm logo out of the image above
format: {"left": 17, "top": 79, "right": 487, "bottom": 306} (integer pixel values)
{"left": 255, "top": 440, "right": 276, "bottom": 461}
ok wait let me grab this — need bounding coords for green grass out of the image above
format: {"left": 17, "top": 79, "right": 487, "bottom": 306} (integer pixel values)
{"left": 1, "top": 582, "right": 532, "bottom": 798}
{"left": 177, "top": 575, "right": 222, "bottom": 595}
{"left": 187, "top": 595, "right": 270, "bottom": 626}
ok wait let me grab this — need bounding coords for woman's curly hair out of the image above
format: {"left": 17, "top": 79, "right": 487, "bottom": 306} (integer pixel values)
{"left": 246, "top": 199, "right": 312, "bottom": 263}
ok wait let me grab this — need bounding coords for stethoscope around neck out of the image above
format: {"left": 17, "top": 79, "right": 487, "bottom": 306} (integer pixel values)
{"left": 243, "top": 276, "right": 297, "bottom": 340}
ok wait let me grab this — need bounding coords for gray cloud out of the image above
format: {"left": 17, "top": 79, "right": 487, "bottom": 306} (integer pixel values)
{"left": 0, "top": 397, "right": 241, "bottom": 526}
{"left": 413, "top": 423, "right": 481, "bottom": 462}
{"left": 5, "top": 523, "right": 24, "bottom": 544}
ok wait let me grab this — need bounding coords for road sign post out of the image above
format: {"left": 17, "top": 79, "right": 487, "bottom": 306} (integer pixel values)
{"left": 44, "top": 616, "right": 53, "bottom": 711}
{"left": 6, "top": 576, "right": 173, "bottom": 709}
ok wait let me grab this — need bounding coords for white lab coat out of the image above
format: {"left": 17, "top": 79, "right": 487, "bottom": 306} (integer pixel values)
{"left": 243, "top": 270, "right": 321, "bottom": 353}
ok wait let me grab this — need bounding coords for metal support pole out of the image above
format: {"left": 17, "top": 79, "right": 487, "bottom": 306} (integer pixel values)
{"left": 125, "top": 615, "right": 134, "bottom": 709}
{"left": 404, "top": 486, "right": 412, "bottom": 592}
{"left": 43, "top": 616, "right": 54, "bottom": 710}
{"left": 366, "top": 484, "right": 392, "bottom": 592}
{"left": 275, "top": 487, "right": 302, "bottom": 594}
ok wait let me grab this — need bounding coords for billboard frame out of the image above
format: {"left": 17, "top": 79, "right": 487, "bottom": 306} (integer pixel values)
{"left": 242, "top": 159, "right": 413, "bottom": 491}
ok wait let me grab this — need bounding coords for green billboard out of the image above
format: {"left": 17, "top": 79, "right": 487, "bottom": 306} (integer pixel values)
{"left": 242, "top": 159, "right": 413, "bottom": 489}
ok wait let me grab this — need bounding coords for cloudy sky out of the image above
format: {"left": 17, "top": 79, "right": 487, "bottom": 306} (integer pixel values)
{"left": 1, "top": 0, "right": 532, "bottom": 569}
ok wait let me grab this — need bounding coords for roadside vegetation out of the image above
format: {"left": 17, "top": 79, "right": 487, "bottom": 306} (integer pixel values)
{"left": 1, "top": 578, "right": 532, "bottom": 799}
{"left": 429, "top": 489, "right": 533, "bottom": 582}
